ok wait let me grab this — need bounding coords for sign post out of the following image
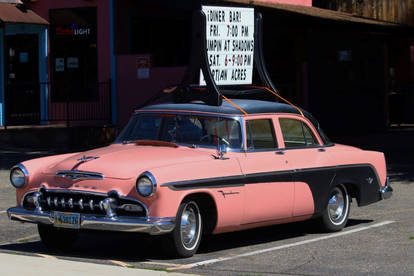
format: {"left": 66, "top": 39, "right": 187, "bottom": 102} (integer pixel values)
{"left": 200, "top": 6, "right": 255, "bottom": 86}
{"left": 173, "top": 5, "right": 280, "bottom": 106}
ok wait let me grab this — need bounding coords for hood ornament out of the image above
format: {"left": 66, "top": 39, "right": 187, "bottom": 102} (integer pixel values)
{"left": 77, "top": 155, "right": 99, "bottom": 162}
{"left": 72, "top": 155, "right": 99, "bottom": 170}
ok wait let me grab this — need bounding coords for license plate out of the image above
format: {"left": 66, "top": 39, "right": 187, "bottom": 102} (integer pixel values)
{"left": 53, "top": 212, "right": 81, "bottom": 229}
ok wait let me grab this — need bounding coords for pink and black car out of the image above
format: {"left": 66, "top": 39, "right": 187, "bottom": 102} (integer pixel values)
{"left": 7, "top": 8, "right": 392, "bottom": 258}
{"left": 7, "top": 98, "right": 392, "bottom": 257}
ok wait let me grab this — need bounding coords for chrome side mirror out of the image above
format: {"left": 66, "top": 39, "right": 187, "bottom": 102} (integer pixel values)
{"left": 217, "top": 144, "right": 227, "bottom": 160}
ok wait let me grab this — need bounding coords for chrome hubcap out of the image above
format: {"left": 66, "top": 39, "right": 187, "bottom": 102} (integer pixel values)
{"left": 180, "top": 203, "right": 199, "bottom": 250}
{"left": 328, "top": 187, "right": 346, "bottom": 224}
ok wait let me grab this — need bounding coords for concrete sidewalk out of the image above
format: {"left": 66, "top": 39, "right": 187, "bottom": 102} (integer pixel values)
{"left": 0, "top": 253, "right": 193, "bottom": 276}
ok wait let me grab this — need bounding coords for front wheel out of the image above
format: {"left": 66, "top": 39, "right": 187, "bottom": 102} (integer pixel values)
{"left": 317, "top": 184, "right": 350, "bottom": 232}
{"left": 163, "top": 200, "right": 202, "bottom": 258}
{"left": 38, "top": 224, "right": 78, "bottom": 251}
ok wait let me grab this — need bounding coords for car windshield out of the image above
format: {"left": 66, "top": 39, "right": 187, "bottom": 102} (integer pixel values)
{"left": 115, "top": 113, "right": 243, "bottom": 150}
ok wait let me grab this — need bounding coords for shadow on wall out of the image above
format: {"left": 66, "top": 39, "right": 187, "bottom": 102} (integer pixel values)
{"left": 0, "top": 126, "right": 117, "bottom": 170}
{"left": 0, "top": 126, "right": 116, "bottom": 152}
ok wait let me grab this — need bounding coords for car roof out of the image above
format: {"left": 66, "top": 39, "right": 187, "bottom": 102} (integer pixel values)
{"left": 138, "top": 99, "right": 302, "bottom": 116}
{"left": 136, "top": 98, "right": 330, "bottom": 145}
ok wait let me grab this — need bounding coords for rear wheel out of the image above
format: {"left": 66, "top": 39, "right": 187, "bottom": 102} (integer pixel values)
{"left": 318, "top": 184, "right": 350, "bottom": 232}
{"left": 163, "top": 200, "right": 202, "bottom": 258}
{"left": 38, "top": 224, "right": 78, "bottom": 250}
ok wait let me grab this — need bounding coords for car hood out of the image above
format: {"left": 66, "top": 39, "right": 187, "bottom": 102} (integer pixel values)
{"left": 45, "top": 144, "right": 214, "bottom": 179}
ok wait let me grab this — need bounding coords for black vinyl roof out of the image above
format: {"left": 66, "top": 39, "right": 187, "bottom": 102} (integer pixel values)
{"left": 138, "top": 99, "right": 330, "bottom": 145}
{"left": 139, "top": 99, "right": 301, "bottom": 116}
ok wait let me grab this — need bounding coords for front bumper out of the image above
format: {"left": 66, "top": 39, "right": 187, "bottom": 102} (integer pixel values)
{"left": 7, "top": 207, "right": 175, "bottom": 235}
{"left": 380, "top": 177, "right": 393, "bottom": 200}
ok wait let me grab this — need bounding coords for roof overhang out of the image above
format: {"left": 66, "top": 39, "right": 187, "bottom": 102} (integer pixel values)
{"left": 0, "top": 3, "right": 48, "bottom": 25}
{"left": 223, "top": 0, "right": 400, "bottom": 28}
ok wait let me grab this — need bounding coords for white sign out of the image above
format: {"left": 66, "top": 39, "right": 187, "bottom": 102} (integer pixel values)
{"left": 55, "top": 58, "right": 65, "bottom": 72}
{"left": 67, "top": 57, "right": 79, "bottom": 69}
{"left": 19, "top": 52, "right": 28, "bottom": 63}
{"left": 200, "top": 6, "right": 255, "bottom": 86}
{"left": 137, "top": 68, "right": 150, "bottom": 79}
{"left": 137, "top": 56, "right": 151, "bottom": 79}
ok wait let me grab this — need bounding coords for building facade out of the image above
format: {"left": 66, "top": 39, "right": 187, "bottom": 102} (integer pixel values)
{"left": 0, "top": 1, "right": 48, "bottom": 126}
{"left": 312, "top": 0, "right": 414, "bottom": 129}
{"left": 313, "top": 0, "right": 414, "bottom": 25}
{"left": 27, "top": 0, "right": 112, "bottom": 127}
{"left": 1, "top": 0, "right": 412, "bottom": 136}
{"left": 23, "top": 0, "right": 312, "bottom": 129}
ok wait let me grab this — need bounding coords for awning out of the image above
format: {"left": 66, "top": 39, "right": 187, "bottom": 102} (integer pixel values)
{"left": 0, "top": 3, "right": 48, "bottom": 25}
{"left": 224, "top": 0, "right": 400, "bottom": 27}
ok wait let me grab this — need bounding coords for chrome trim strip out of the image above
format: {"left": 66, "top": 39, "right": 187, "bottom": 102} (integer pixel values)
{"left": 136, "top": 110, "right": 242, "bottom": 118}
{"left": 40, "top": 186, "right": 104, "bottom": 196}
{"left": 380, "top": 177, "right": 393, "bottom": 200}
{"left": 239, "top": 116, "right": 246, "bottom": 152}
{"left": 56, "top": 170, "right": 104, "bottom": 181}
{"left": 10, "top": 163, "right": 29, "bottom": 188}
{"left": 7, "top": 207, "right": 175, "bottom": 235}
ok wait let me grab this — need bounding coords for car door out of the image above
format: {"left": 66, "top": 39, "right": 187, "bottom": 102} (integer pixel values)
{"left": 238, "top": 116, "right": 294, "bottom": 224}
{"left": 276, "top": 115, "right": 334, "bottom": 217}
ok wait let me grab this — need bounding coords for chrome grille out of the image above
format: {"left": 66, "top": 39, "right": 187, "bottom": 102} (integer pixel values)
{"left": 23, "top": 189, "right": 147, "bottom": 217}
{"left": 43, "top": 194, "right": 105, "bottom": 214}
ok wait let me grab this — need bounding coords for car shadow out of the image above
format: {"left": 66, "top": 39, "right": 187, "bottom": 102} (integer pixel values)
{"left": 345, "top": 218, "right": 373, "bottom": 227}
{"left": 0, "top": 232, "right": 156, "bottom": 263}
{"left": 0, "top": 218, "right": 374, "bottom": 262}
{"left": 197, "top": 218, "right": 374, "bottom": 254}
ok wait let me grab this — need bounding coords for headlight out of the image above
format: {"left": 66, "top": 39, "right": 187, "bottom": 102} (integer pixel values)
{"left": 136, "top": 172, "right": 156, "bottom": 197}
{"left": 10, "top": 164, "right": 28, "bottom": 188}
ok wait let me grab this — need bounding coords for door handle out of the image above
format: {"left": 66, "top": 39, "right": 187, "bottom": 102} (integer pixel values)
{"left": 275, "top": 151, "right": 285, "bottom": 155}
{"left": 318, "top": 148, "right": 326, "bottom": 152}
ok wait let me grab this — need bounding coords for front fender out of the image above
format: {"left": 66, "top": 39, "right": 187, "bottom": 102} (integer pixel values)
{"left": 15, "top": 152, "right": 80, "bottom": 205}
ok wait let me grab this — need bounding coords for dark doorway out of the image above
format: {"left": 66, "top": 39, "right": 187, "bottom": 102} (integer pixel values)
{"left": 49, "top": 7, "right": 98, "bottom": 102}
{"left": 5, "top": 34, "right": 40, "bottom": 125}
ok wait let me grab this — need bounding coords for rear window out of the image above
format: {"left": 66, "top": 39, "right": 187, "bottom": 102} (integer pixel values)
{"left": 279, "top": 118, "right": 318, "bottom": 148}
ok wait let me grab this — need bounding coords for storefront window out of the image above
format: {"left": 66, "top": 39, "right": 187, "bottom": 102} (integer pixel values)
{"left": 49, "top": 8, "right": 98, "bottom": 102}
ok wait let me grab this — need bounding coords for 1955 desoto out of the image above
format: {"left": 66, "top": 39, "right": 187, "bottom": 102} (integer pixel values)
{"left": 7, "top": 7, "right": 392, "bottom": 258}
{"left": 7, "top": 98, "right": 392, "bottom": 257}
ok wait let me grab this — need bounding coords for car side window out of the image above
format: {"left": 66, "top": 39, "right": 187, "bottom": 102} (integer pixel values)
{"left": 246, "top": 119, "right": 277, "bottom": 151}
{"left": 279, "top": 118, "right": 318, "bottom": 148}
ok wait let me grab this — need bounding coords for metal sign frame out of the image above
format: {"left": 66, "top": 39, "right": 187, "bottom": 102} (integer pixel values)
{"left": 172, "top": 8, "right": 280, "bottom": 106}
